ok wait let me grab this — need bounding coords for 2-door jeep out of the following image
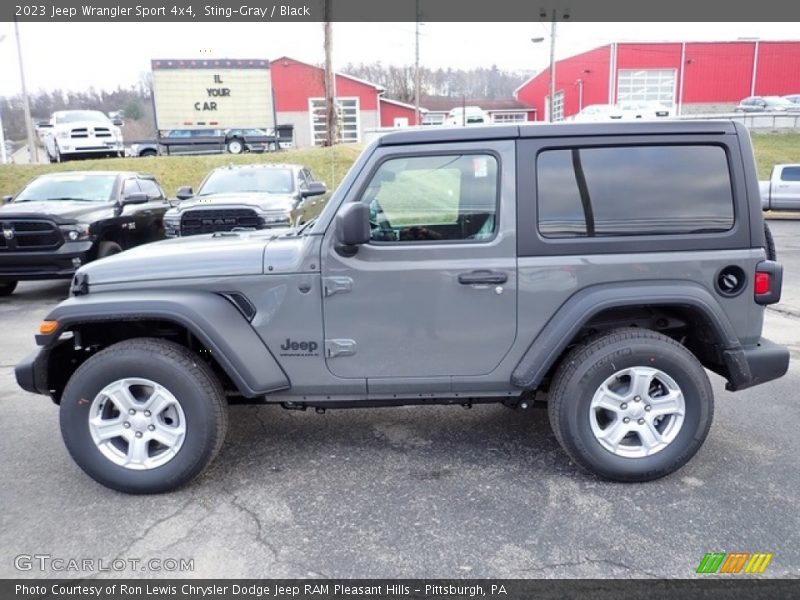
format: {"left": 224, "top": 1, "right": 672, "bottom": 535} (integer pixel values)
{"left": 15, "top": 122, "right": 789, "bottom": 493}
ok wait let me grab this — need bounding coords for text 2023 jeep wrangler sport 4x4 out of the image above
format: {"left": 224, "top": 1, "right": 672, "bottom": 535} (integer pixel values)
{"left": 16, "top": 121, "right": 789, "bottom": 493}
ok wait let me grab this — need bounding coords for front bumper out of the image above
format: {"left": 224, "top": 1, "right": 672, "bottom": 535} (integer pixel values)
{"left": 59, "top": 140, "right": 123, "bottom": 155}
{"left": 723, "top": 337, "right": 790, "bottom": 391}
{"left": 15, "top": 348, "right": 45, "bottom": 395}
{"left": 0, "top": 241, "right": 94, "bottom": 280}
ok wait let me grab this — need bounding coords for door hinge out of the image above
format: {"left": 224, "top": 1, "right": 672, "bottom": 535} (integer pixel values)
{"left": 325, "top": 339, "right": 357, "bottom": 358}
{"left": 323, "top": 276, "right": 353, "bottom": 297}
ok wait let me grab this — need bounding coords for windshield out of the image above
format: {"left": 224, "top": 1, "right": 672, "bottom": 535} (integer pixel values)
{"left": 54, "top": 111, "right": 110, "bottom": 124}
{"left": 15, "top": 173, "right": 117, "bottom": 203}
{"left": 198, "top": 168, "right": 294, "bottom": 195}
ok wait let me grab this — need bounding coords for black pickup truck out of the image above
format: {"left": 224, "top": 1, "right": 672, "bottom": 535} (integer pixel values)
{"left": 0, "top": 171, "right": 169, "bottom": 295}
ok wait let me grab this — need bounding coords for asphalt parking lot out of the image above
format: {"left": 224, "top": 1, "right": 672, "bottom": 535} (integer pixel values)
{"left": 1, "top": 221, "right": 799, "bottom": 580}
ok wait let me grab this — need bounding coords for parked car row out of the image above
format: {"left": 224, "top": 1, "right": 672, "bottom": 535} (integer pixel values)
{"left": 734, "top": 95, "right": 800, "bottom": 113}
{"left": 0, "top": 162, "right": 327, "bottom": 295}
{"left": 572, "top": 101, "right": 673, "bottom": 122}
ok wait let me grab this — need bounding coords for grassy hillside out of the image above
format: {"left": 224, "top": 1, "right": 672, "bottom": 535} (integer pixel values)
{"left": 0, "top": 145, "right": 363, "bottom": 197}
{"left": 751, "top": 133, "right": 800, "bottom": 178}
{"left": 1, "top": 133, "right": 798, "bottom": 197}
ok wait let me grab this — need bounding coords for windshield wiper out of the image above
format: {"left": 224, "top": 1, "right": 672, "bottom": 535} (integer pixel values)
{"left": 295, "top": 217, "right": 317, "bottom": 235}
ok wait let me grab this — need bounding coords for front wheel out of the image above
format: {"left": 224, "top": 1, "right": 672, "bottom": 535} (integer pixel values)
{"left": 548, "top": 328, "right": 713, "bottom": 482}
{"left": 60, "top": 338, "right": 228, "bottom": 493}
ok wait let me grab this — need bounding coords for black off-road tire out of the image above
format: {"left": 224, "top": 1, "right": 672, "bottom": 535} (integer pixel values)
{"left": 97, "top": 240, "right": 123, "bottom": 259}
{"left": 764, "top": 221, "right": 777, "bottom": 261}
{"left": 60, "top": 338, "right": 228, "bottom": 494}
{"left": 548, "top": 328, "right": 714, "bottom": 482}
{"left": 0, "top": 280, "right": 18, "bottom": 296}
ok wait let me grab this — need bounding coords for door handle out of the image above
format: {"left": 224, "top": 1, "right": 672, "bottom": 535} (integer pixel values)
{"left": 458, "top": 270, "right": 508, "bottom": 285}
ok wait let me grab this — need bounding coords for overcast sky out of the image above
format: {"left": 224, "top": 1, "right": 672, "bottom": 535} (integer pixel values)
{"left": 0, "top": 22, "right": 797, "bottom": 95}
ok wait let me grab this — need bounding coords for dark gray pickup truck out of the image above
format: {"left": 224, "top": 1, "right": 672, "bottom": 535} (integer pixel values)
{"left": 16, "top": 121, "right": 789, "bottom": 493}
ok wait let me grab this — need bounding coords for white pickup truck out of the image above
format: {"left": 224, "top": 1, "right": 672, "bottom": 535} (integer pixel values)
{"left": 41, "top": 110, "right": 124, "bottom": 163}
{"left": 761, "top": 164, "right": 800, "bottom": 211}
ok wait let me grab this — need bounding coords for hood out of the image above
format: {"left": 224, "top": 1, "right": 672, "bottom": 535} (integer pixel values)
{"left": 52, "top": 119, "right": 117, "bottom": 130}
{"left": 0, "top": 201, "right": 113, "bottom": 223}
{"left": 170, "top": 192, "right": 295, "bottom": 214}
{"left": 77, "top": 228, "right": 306, "bottom": 286}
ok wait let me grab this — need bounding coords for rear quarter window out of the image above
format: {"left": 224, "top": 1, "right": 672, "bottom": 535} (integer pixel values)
{"left": 536, "top": 145, "right": 734, "bottom": 238}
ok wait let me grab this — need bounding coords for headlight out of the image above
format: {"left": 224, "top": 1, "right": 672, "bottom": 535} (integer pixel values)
{"left": 59, "top": 224, "right": 91, "bottom": 241}
{"left": 112, "top": 127, "right": 122, "bottom": 139}
{"left": 56, "top": 131, "right": 69, "bottom": 139}
{"left": 261, "top": 211, "right": 292, "bottom": 225}
{"left": 164, "top": 215, "right": 180, "bottom": 236}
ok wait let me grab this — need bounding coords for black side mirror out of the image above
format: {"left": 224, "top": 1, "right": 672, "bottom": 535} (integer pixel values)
{"left": 302, "top": 182, "right": 327, "bottom": 198}
{"left": 176, "top": 186, "right": 194, "bottom": 200}
{"left": 2, "top": 195, "right": 12, "bottom": 205}
{"left": 122, "top": 192, "right": 148, "bottom": 205}
{"left": 112, "top": 118, "right": 124, "bottom": 127}
{"left": 336, "top": 203, "right": 370, "bottom": 254}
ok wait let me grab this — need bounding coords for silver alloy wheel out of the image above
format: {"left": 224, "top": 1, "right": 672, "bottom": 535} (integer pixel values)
{"left": 589, "top": 366, "right": 686, "bottom": 458}
{"left": 88, "top": 378, "right": 187, "bottom": 470}
{"left": 227, "top": 139, "right": 243, "bottom": 154}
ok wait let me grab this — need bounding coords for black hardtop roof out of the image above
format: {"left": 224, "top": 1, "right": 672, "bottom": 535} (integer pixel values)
{"left": 378, "top": 120, "right": 740, "bottom": 146}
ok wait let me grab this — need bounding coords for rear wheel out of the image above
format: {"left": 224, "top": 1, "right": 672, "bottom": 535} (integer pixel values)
{"left": 548, "top": 328, "right": 713, "bottom": 482}
{"left": 0, "top": 281, "right": 18, "bottom": 296}
{"left": 226, "top": 138, "right": 244, "bottom": 154}
{"left": 60, "top": 338, "right": 228, "bottom": 493}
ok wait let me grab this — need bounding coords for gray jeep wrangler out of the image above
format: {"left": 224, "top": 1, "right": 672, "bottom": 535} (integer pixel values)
{"left": 16, "top": 121, "right": 789, "bottom": 493}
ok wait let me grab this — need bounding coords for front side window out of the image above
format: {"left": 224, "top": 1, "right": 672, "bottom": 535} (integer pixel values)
{"left": 360, "top": 154, "right": 498, "bottom": 243}
{"left": 138, "top": 179, "right": 163, "bottom": 200}
{"left": 537, "top": 145, "right": 734, "bottom": 238}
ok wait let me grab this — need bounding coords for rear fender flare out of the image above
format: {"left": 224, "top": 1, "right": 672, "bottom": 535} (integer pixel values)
{"left": 511, "top": 280, "right": 742, "bottom": 389}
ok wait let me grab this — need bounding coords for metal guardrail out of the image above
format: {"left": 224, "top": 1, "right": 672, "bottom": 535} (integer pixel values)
{"left": 676, "top": 112, "right": 800, "bottom": 131}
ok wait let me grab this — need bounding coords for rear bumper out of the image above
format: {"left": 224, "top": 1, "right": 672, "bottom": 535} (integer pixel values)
{"left": 724, "top": 337, "right": 790, "bottom": 391}
{"left": 0, "top": 241, "right": 94, "bottom": 281}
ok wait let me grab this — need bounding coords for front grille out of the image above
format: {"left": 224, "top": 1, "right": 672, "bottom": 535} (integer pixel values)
{"left": 179, "top": 208, "right": 261, "bottom": 236}
{"left": 70, "top": 128, "right": 88, "bottom": 138}
{"left": 0, "top": 219, "right": 63, "bottom": 251}
{"left": 94, "top": 127, "right": 112, "bottom": 138}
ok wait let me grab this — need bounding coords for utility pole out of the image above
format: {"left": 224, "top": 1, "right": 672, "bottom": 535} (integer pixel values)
{"left": 14, "top": 18, "right": 37, "bottom": 163}
{"left": 548, "top": 10, "right": 557, "bottom": 123}
{"left": 0, "top": 34, "right": 7, "bottom": 164}
{"left": 414, "top": 0, "right": 421, "bottom": 126}
{"left": 323, "top": 5, "right": 336, "bottom": 146}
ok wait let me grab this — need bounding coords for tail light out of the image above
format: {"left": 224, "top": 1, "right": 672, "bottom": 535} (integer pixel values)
{"left": 754, "top": 261, "right": 782, "bottom": 305}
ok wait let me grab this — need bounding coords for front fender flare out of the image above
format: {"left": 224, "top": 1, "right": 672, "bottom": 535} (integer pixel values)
{"left": 511, "top": 280, "right": 742, "bottom": 390}
{"left": 38, "top": 291, "right": 289, "bottom": 397}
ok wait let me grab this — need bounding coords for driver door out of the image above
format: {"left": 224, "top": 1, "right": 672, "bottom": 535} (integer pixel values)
{"left": 321, "top": 141, "right": 518, "bottom": 384}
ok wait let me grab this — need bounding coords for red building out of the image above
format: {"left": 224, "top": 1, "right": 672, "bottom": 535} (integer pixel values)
{"left": 272, "top": 56, "right": 385, "bottom": 147}
{"left": 515, "top": 41, "right": 800, "bottom": 121}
